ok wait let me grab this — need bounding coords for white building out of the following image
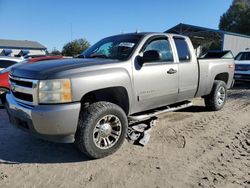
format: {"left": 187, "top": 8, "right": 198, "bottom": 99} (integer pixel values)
{"left": 0, "top": 39, "right": 47, "bottom": 57}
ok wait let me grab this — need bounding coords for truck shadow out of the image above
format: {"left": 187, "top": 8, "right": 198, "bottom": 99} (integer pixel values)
{"left": 177, "top": 106, "right": 209, "bottom": 113}
{"left": 232, "top": 81, "right": 250, "bottom": 90}
{"left": 228, "top": 82, "right": 250, "bottom": 100}
{"left": 0, "top": 110, "right": 91, "bottom": 164}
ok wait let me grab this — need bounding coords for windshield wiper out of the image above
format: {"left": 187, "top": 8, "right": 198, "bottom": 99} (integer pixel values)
{"left": 86, "top": 54, "right": 108, "bottom": 59}
{"left": 77, "top": 54, "right": 86, "bottom": 58}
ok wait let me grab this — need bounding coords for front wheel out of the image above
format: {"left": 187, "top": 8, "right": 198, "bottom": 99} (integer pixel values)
{"left": 75, "top": 102, "right": 128, "bottom": 159}
{"left": 204, "top": 80, "right": 227, "bottom": 111}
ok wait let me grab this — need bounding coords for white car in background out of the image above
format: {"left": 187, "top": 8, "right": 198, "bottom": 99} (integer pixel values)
{"left": 0, "top": 56, "right": 24, "bottom": 71}
{"left": 234, "top": 51, "right": 250, "bottom": 81}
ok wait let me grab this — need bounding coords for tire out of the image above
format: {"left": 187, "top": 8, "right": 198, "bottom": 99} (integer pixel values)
{"left": 204, "top": 80, "right": 227, "bottom": 111}
{"left": 75, "top": 102, "right": 128, "bottom": 159}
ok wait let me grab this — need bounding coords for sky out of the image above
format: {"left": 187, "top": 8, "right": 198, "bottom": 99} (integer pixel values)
{"left": 0, "top": 0, "right": 232, "bottom": 52}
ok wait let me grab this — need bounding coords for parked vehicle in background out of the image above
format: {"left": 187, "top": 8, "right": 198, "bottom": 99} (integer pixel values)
{"left": 0, "top": 56, "right": 23, "bottom": 71}
{"left": 6, "top": 33, "right": 234, "bottom": 158}
{"left": 234, "top": 51, "right": 250, "bottom": 81}
{"left": 202, "top": 50, "right": 234, "bottom": 59}
{"left": 0, "top": 56, "right": 63, "bottom": 105}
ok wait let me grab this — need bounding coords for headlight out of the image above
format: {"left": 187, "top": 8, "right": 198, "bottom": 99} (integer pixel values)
{"left": 38, "top": 79, "right": 72, "bottom": 104}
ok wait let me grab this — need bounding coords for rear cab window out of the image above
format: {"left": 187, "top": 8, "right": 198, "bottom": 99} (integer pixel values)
{"left": 173, "top": 37, "right": 191, "bottom": 62}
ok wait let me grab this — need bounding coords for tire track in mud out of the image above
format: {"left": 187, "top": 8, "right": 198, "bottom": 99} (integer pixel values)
{"left": 177, "top": 89, "right": 250, "bottom": 187}
{"left": 195, "top": 125, "right": 250, "bottom": 188}
{"left": 227, "top": 89, "right": 250, "bottom": 113}
{"left": 175, "top": 88, "right": 250, "bottom": 139}
{"left": 155, "top": 87, "right": 250, "bottom": 187}
{"left": 151, "top": 87, "right": 249, "bottom": 157}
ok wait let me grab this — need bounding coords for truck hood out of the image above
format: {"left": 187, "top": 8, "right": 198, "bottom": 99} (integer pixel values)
{"left": 10, "top": 58, "right": 120, "bottom": 79}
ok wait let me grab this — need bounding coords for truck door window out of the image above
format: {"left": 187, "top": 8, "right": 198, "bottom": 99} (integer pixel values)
{"left": 144, "top": 39, "right": 173, "bottom": 62}
{"left": 174, "top": 38, "right": 191, "bottom": 62}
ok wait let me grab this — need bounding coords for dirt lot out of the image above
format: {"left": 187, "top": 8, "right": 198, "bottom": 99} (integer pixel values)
{"left": 0, "top": 83, "right": 249, "bottom": 188}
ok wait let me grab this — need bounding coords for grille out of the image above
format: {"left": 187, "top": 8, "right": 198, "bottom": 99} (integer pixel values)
{"left": 235, "top": 64, "right": 250, "bottom": 71}
{"left": 9, "top": 77, "right": 33, "bottom": 88}
{"left": 12, "top": 91, "right": 33, "bottom": 102}
{"left": 9, "top": 76, "right": 38, "bottom": 105}
{"left": 234, "top": 74, "right": 250, "bottom": 80}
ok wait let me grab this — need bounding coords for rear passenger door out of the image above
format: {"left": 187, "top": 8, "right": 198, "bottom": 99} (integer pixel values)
{"left": 173, "top": 37, "right": 199, "bottom": 101}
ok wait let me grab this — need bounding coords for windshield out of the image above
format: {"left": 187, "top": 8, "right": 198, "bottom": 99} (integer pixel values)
{"left": 80, "top": 35, "right": 142, "bottom": 60}
{"left": 235, "top": 52, "right": 250, "bottom": 61}
{"left": 0, "top": 60, "right": 28, "bottom": 74}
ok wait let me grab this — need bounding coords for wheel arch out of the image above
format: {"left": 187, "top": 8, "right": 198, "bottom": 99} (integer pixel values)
{"left": 214, "top": 72, "right": 229, "bottom": 85}
{"left": 80, "top": 86, "right": 130, "bottom": 115}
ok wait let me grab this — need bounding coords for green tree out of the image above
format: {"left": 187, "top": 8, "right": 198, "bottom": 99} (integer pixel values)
{"left": 62, "top": 38, "right": 90, "bottom": 56}
{"left": 50, "top": 48, "right": 62, "bottom": 55}
{"left": 219, "top": 0, "right": 250, "bottom": 35}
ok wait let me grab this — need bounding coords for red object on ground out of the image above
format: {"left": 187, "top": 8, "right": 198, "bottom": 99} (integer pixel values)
{"left": 0, "top": 56, "right": 63, "bottom": 90}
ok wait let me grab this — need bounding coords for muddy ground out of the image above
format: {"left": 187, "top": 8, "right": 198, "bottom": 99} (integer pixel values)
{"left": 0, "top": 82, "right": 249, "bottom": 188}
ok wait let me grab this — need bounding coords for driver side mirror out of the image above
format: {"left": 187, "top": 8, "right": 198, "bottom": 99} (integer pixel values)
{"left": 142, "top": 50, "right": 161, "bottom": 63}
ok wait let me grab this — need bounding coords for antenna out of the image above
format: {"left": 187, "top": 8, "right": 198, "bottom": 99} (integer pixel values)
{"left": 70, "top": 23, "right": 73, "bottom": 42}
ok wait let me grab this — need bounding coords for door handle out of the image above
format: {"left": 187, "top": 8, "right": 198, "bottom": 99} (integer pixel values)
{"left": 167, "top": 68, "right": 177, "bottom": 74}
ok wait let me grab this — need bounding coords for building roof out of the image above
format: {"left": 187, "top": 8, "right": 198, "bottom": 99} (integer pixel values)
{"left": 0, "top": 39, "right": 47, "bottom": 50}
{"left": 166, "top": 23, "right": 250, "bottom": 39}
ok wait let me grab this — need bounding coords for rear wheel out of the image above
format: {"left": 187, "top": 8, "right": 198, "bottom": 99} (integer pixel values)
{"left": 204, "top": 80, "right": 227, "bottom": 111}
{"left": 75, "top": 102, "right": 128, "bottom": 159}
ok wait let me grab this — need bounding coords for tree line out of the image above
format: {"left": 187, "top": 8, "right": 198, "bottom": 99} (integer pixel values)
{"left": 219, "top": 0, "right": 250, "bottom": 35}
{"left": 50, "top": 38, "right": 90, "bottom": 56}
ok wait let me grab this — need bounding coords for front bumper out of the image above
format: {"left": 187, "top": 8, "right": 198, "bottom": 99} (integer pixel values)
{"left": 5, "top": 93, "right": 81, "bottom": 143}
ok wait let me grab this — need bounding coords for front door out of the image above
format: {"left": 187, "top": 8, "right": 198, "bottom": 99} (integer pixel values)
{"left": 133, "top": 37, "right": 179, "bottom": 112}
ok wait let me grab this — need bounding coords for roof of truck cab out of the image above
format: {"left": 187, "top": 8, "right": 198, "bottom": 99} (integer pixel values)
{"left": 110, "top": 32, "right": 183, "bottom": 38}
{"left": 109, "top": 32, "right": 155, "bottom": 37}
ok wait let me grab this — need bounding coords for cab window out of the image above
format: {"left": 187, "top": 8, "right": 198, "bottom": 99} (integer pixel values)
{"left": 174, "top": 38, "right": 191, "bottom": 62}
{"left": 144, "top": 39, "right": 173, "bottom": 62}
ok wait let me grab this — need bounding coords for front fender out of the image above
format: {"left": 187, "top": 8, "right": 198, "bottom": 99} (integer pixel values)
{"left": 71, "top": 67, "right": 135, "bottom": 114}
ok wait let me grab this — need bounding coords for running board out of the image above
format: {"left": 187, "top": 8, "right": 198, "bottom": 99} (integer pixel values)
{"left": 129, "top": 101, "right": 192, "bottom": 122}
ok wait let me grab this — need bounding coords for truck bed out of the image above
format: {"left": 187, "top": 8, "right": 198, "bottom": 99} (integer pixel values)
{"left": 195, "top": 58, "right": 235, "bottom": 97}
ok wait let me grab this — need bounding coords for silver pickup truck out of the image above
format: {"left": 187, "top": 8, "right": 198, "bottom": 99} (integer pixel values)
{"left": 5, "top": 33, "right": 234, "bottom": 158}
